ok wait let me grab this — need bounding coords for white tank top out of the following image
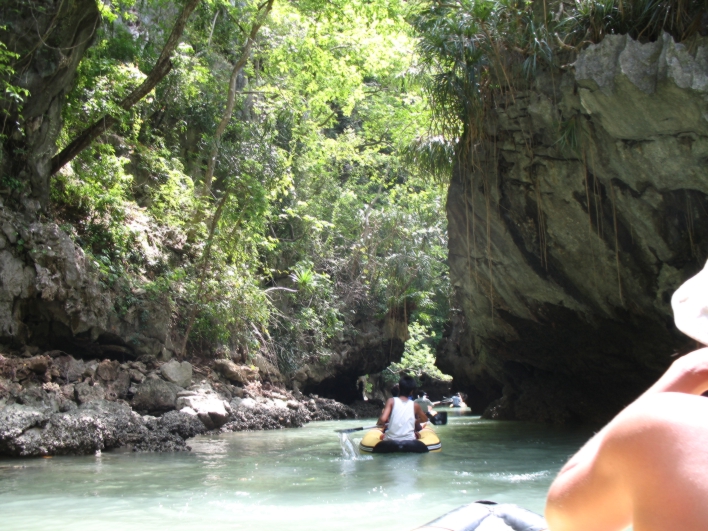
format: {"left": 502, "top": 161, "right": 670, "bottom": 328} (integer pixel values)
{"left": 385, "top": 397, "right": 415, "bottom": 441}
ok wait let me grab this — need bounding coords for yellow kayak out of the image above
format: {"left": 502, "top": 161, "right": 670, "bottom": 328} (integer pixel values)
{"left": 359, "top": 426, "right": 441, "bottom": 453}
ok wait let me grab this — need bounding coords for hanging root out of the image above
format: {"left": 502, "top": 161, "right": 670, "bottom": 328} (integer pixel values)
{"left": 609, "top": 181, "right": 624, "bottom": 306}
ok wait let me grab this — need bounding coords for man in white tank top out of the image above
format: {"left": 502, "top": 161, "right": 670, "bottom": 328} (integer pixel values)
{"left": 377, "top": 375, "right": 428, "bottom": 441}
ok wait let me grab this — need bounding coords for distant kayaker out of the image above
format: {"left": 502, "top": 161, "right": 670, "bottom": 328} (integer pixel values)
{"left": 451, "top": 392, "right": 463, "bottom": 407}
{"left": 415, "top": 391, "right": 440, "bottom": 414}
{"left": 546, "top": 261, "right": 708, "bottom": 531}
{"left": 377, "top": 376, "right": 428, "bottom": 443}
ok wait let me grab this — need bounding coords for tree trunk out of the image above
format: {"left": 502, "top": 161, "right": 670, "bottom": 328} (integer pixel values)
{"left": 180, "top": 190, "right": 231, "bottom": 357}
{"left": 50, "top": 0, "right": 202, "bottom": 176}
{"left": 202, "top": 0, "right": 274, "bottom": 193}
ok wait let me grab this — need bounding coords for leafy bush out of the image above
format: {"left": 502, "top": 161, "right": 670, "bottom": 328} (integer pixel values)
{"left": 384, "top": 321, "right": 452, "bottom": 384}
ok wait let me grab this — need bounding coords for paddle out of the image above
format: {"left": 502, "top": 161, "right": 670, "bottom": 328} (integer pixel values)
{"left": 335, "top": 425, "right": 380, "bottom": 434}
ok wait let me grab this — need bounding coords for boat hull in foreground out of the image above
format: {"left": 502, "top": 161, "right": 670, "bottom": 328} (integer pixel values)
{"left": 412, "top": 501, "right": 548, "bottom": 531}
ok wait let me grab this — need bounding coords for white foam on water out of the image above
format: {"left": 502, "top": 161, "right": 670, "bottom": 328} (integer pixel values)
{"left": 487, "top": 470, "right": 551, "bottom": 483}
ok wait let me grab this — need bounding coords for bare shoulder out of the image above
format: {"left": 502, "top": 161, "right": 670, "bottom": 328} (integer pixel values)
{"left": 607, "top": 393, "right": 708, "bottom": 531}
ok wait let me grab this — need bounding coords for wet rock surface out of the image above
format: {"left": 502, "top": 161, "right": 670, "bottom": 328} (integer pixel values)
{"left": 0, "top": 350, "right": 357, "bottom": 457}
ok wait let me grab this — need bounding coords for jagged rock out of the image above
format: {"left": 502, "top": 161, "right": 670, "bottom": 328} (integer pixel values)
{"left": 231, "top": 397, "right": 256, "bottom": 410}
{"left": 131, "top": 379, "right": 181, "bottom": 414}
{"left": 133, "top": 410, "right": 205, "bottom": 452}
{"left": 129, "top": 361, "right": 147, "bottom": 372}
{"left": 0, "top": 396, "right": 207, "bottom": 457}
{"left": 160, "top": 360, "right": 192, "bottom": 388}
{"left": 224, "top": 406, "right": 307, "bottom": 431}
{"left": 60, "top": 384, "right": 75, "bottom": 400}
{"left": 304, "top": 397, "right": 356, "bottom": 421}
{"left": 0, "top": 344, "right": 359, "bottom": 455}
{"left": 350, "top": 399, "right": 384, "bottom": 419}
{"left": 0, "top": 405, "right": 51, "bottom": 452}
{"left": 82, "top": 361, "right": 98, "bottom": 379}
{"left": 53, "top": 356, "right": 85, "bottom": 383}
{"left": 18, "top": 355, "right": 50, "bottom": 375}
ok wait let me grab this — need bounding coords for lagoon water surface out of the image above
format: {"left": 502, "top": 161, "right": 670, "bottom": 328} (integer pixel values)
{"left": 0, "top": 415, "right": 592, "bottom": 531}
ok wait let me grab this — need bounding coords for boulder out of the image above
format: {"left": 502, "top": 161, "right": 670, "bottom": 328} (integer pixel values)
{"left": 74, "top": 381, "right": 106, "bottom": 404}
{"left": 128, "top": 369, "right": 146, "bottom": 384}
{"left": 160, "top": 360, "right": 192, "bottom": 388}
{"left": 175, "top": 390, "right": 231, "bottom": 430}
{"left": 96, "top": 359, "right": 120, "bottom": 382}
{"left": 105, "top": 371, "right": 131, "bottom": 401}
{"left": 213, "top": 360, "right": 259, "bottom": 384}
{"left": 19, "top": 355, "right": 50, "bottom": 375}
{"left": 130, "top": 379, "right": 181, "bottom": 414}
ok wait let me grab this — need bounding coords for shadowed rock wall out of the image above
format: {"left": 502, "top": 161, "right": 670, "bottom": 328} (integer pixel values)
{"left": 440, "top": 34, "right": 708, "bottom": 423}
{"left": 297, "top": 317, "right": 407, "bottom": 403}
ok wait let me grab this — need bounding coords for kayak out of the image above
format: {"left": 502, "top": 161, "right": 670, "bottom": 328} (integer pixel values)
{"left": 412, "top": 501, "right": 547, "bottom": 531}
{"left": 359, "top": 426, "right": 441, "bottom": 453}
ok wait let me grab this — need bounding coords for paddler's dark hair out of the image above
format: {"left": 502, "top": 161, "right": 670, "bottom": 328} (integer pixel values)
{"left": 398, "top": 375, "right": 417, "bottom": 398}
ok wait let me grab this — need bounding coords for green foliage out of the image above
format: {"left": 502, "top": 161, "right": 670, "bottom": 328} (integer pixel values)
{"left": 0, "top": 29, "right": 30, "bottom": 179}
{"left": 49, "top": 0, "right": 451, "bottom": 374}
{"left": 272, "top": 259, "right": 344, "bottom": 373}
{"left": 0, "top": 38, "right": 29, "bottom": 119}
{"left": 556, "top": 114, "right": 582, "bottom": 154}
{"left": 560, "top": 0, "right": 705, "bottom": 44}
{"left": 384, "top": 321, "right": 451, "bottom": 384}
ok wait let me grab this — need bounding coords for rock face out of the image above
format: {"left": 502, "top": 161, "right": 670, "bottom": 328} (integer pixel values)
{"left": 441, "top": 34, "right": 708, "bottom": 423}
{"left": 0, "top": 204, "right": 178, "bottom": 359}
{"left": 297, "top": 317, "right": 408, "bottom": 403}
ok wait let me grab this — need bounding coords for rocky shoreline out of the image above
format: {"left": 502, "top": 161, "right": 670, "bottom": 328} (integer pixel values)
{"left": 0, "top": 349, "right": 358, "bottom": 457}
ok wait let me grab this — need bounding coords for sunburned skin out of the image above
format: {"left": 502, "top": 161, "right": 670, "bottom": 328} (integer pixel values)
{"left": 545, "top": 262, "right": 708, "bottom": 531}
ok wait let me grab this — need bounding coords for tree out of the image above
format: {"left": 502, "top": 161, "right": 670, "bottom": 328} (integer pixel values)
{"left": 50, "top": 0, "right": 202, "bottom": 175}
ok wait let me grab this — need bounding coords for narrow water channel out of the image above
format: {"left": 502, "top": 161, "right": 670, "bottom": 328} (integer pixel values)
{"left": 1, "top": 414, "right": 592, "bottom": 531}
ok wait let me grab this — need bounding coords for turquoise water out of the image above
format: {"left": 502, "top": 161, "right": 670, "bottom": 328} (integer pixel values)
{"left": 0, "top": 414, "right": 592, "bottom": 531}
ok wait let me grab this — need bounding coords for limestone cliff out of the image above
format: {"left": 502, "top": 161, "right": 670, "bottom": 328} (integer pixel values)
{"left": 440, "top": 34, "right": 708, "bottom": 423}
